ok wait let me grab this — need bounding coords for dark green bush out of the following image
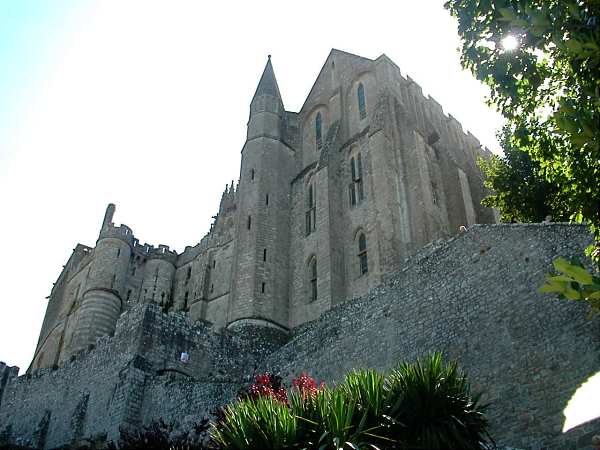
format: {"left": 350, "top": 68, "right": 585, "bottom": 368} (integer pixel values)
{"left": 211, "top": 353, "right": 492, "bottom": 450}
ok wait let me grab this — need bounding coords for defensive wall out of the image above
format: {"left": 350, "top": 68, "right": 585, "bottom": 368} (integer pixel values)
{"left": 1, "top": 223, "right": 599, "bottom": 449}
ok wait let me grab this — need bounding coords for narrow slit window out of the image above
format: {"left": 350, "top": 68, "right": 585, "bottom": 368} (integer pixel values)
{"left": 184, "top": 291, "right": 189, "bottom": 309}
{"left": 349, "top": 153, "right": 364, "bottom": 206}
{"left": 358, "top": 233, "right": 368, "bottom": 275}
{"left": 266, "top": 194, "right": 269, "bottom": 205}
{"left": 263, "top": 248, "right": 267, "bottom": 262}
{"left": 261, "top": 282, "right": 266, "bottom": 294}
{"left": 251, "top": 168, "right": 255, "bottom": 180}
{"left": 305, "top": 184, "right": 316, "bottom": 235}
{"left": 358, "top": 83, "right": 367, "bottom": 120}
{"left": 310, "top": 258, "right": 317, "bottom": 302}
{"left": 247, "top": 215, "right": 252, "bottom": 230}
{"left": 315, "top": 112, "right": 323, "bottom": 151}
{"left": 117, "top": 248, "right": 121, "bottom": 257}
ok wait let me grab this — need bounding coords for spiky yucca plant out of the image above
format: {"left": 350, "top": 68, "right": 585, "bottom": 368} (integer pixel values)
{"left": 385, "top": 352, "right": 492, "bottom": 450}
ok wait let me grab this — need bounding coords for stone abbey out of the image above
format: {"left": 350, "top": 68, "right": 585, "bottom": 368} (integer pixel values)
{"left": 30, "top": 49, "right": 497, "bottom": 371}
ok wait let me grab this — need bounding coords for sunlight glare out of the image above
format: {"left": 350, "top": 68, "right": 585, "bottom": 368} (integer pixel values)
{"left": 501, "top": 35, "right": 519, "bottom": 51}
{"left": 563, "top": 371, "right": 600, "bottom": 432}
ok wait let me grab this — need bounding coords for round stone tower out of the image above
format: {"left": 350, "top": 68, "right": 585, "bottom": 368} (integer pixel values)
{"left": 140, "top": 245, "right": 176, "bottom": 310}
{"left": 70, "top": 204, "right": 133, "bottom": 353}
{"left": 227, "top": 56, "right": 296, "bottom": 331}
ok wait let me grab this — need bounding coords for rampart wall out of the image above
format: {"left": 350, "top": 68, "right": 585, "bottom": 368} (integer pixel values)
{"left": 1, "top": 223, "right": 599, "bottom": 449}
{"left": 263, "top": 223, "right": 600, "bottom": 450}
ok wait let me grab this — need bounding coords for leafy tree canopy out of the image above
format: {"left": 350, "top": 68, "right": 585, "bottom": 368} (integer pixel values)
{"left": 479, "top": 127, "right": 569, "bottom": 222}
{"left": 445, "top": 0, "right": 600, "bottom": 249}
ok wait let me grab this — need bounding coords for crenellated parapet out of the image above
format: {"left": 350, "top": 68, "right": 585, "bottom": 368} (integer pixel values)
{"left": 98, "top": 223, "right": 135, "bottom": 247}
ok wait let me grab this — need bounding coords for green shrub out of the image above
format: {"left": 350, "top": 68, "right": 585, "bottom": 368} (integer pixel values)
{"left": 386, "top": 352, "right": 491, "bottom": 449}
{"left": 211, "top": 354, "right": 492, "bottom": 450}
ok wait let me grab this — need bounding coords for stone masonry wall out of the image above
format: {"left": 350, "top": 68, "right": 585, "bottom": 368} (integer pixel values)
{"left": 263, "top": 223, "right": 600, "bottom": 450}
{"left": 2, "top": 223, "right": 599, "bottom": 449}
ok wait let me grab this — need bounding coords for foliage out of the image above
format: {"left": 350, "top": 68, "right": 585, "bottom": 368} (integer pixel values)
{"left": 445, "top": 0, "right": 600, "bottom": 251}
{"left": 242, "top": 372, "right": 288, "bottom": 404}
{"left": 479, "top": 127, "right": 568, "bottom": 222}
{"left": 386, "top": 353, "right": 492, "bottom": 450}
{"left": 107, "top": 417, "right": 212, "bottom": 450}
{"left": 211, "top": 354, "right": 492, "bottom": 450}
{"left": 210, "top": 395, "right": 298, "bottom": 450}
{"left": 539, "top": 257, "right": 600, "bottom": 315}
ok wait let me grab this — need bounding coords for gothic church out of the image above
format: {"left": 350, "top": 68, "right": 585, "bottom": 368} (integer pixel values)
{"left": 31, "top": 49, "right": 495, "bottom": 371}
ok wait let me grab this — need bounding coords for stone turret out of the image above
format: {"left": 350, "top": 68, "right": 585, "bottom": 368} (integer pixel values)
{"left": 69, "top": 204, "right": 132, "bottom": 353}
{"left": 227, "top": 57, "right": 296, "bottom": 332}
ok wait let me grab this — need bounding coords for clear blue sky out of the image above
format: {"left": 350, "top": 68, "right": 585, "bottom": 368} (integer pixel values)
{"left": 0, "top": 1, "right": 87, "bottom": 174}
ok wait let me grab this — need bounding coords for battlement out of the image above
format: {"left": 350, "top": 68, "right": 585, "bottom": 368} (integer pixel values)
{"left": 98, "top": 223, "right": 135, "bottom": 246}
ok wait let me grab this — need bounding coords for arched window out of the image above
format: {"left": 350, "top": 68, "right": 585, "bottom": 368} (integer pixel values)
{"left": 348, "top": 153, "right": 364, "bottom": 206}
{"left": 309, "top": 257, "right": 317, "bottom": 301}
{"left": 358, "top": 233, "right": 368, "bottom": 275}
{"left": 315, "top": 112, "right": 323, "bottom": 151}
{"left": 305, "top": 183, "right": 316, "bottom": 235}
{"left": 357, "top": 83, "right": 367, "bottom": 120}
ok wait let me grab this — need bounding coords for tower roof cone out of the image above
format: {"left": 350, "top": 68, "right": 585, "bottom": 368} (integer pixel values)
{"left": 252, "top": 55, "right": 282, "bottom": 102}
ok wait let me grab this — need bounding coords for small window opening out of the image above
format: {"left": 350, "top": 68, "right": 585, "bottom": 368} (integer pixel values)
{"left": 263, "top": 248, "right": 267, "bottom": 262}
{"left": 266, "top": 194, "right": 269, "bottom": 205}
{"left": 126, "top": 289, "right": 131, "bottom": 302}
{"left": 315, "top": 112, "right": 323, "bottom": 151}
{"left": 247, "top": 215, "right": 252, "bottom": 230}
{"left": 431, "top": 182, "right": 439, "bottom": 206}
{"left": 261, "top": 282, "right": 266, "bottom": 293}
{"left": 358, "top": 233, "right": 368, "bottom": 275}
{"left": 185, "top": 266, "right": 191, "bottom": 284}
{"left": 358, "top": 83, "right": 367, "bottom": 120}
{"left": 212, "top": 259, "right": 216, "bottom": 269}
{"left": 305, "top": 184, "right": 316, "bottom": 235}
{"left": 251, "top": 168, "right": 255, "bottom": 180}
{"left": 349, "top": 153, "right": 364, "bottom": 206}
{"left": 117, "top": 248, "right": 121, "bottom": 257}
{"left": 310, "top": 258, "right": 317, "bottom": 302}
{"left": 184, "top": 291, "right": 189, "bottom": 309}
{"left": 210, "top": 284, "right": 214, "bottom": 293}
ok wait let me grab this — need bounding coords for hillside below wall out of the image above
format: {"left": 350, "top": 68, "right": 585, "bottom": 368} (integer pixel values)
{"left": 264, "top": 223, "right": 600, "bottom": 450}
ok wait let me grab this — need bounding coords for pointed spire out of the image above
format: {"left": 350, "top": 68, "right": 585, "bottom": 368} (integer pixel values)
{"left": 252, "top": 55, "right": 282, "bottom": 102}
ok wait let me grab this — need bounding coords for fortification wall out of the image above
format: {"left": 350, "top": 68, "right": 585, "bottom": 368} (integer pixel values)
{"left": 263, "top": 223, "right": 600, "bottom": 450}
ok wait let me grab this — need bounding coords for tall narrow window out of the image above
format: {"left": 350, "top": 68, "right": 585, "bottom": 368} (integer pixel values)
{"left": 349, "top": 153, "right": 364, "bottom": 206}
{"left": 117, "top": 248, "right": 121, "bottom": 257}
{"left": 261, "top": 282, "right": 266, "bottom": 293}
{"left": 315, "top": 112, "right": 323, "bottom": 151}
{"left": 251, "top": 168, "right": 255, "bottom": 180}
{"left": 358, "top": 233, "right": 368, "bottom": 275}
{"left": 184, "top": 291, "right": 188, "bottom": 310}
{"left": 356, "top": 153, "right": 364, "bottom": 201}
{"left": 309, "top": 258, "right": 317, "bottom": 302}
{"left": 357, "top": 83, "right": 367, "bottom": 120}
{"left": 263, "top": 248, "right": 267, "bottom": 262}
{"left": 349, "top": 158, "right": 357, "bottom": 206}
{"left": 185, "top": 266, "right": 191, "bottom": 285}
{"left": 431, "top": 182, "right": 439, "bottom": 206}
{"left": 247, "top": 215, "right": 252, "bottom": 230}
{"left": 305, "top": 184, "right": 316, "bottom": 235}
